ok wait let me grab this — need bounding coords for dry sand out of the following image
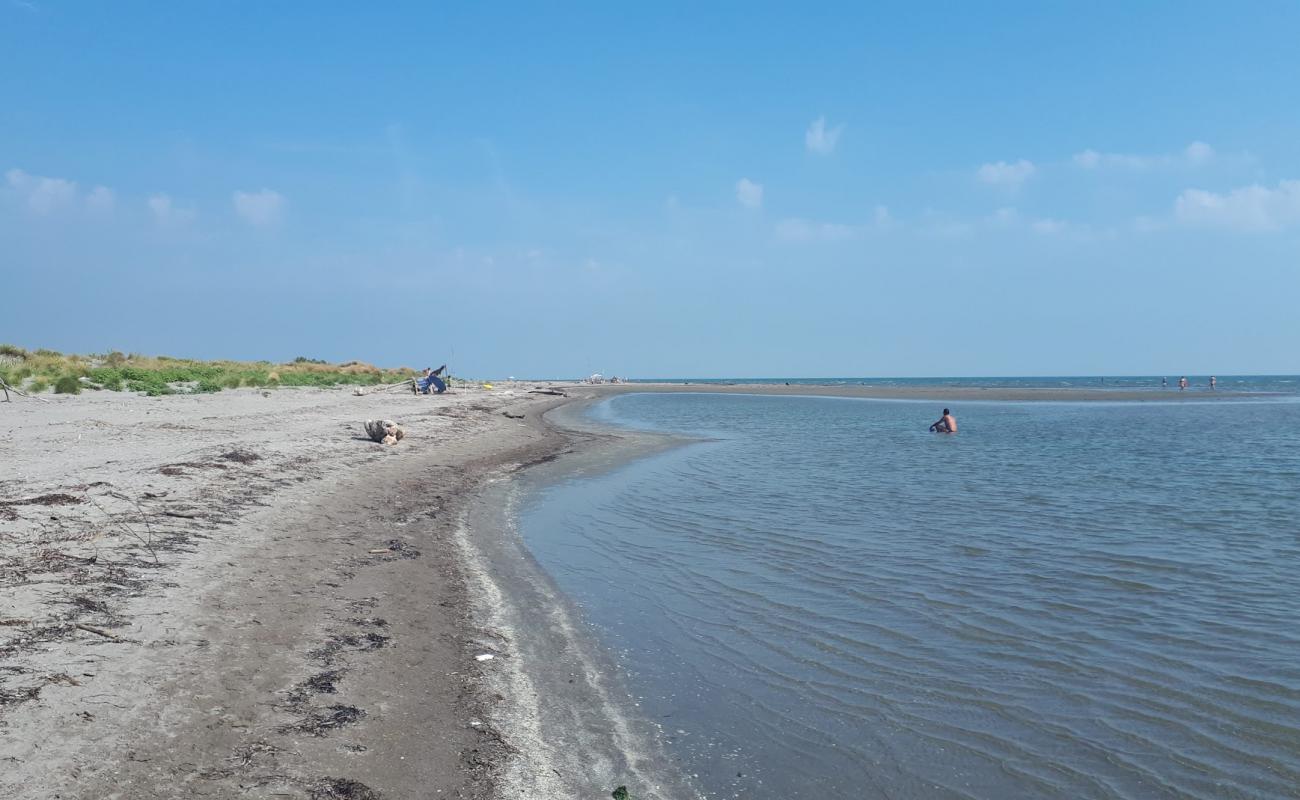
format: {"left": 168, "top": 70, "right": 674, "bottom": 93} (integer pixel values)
{"left": 0, "top": 383, "right": 584, "bottom": 800}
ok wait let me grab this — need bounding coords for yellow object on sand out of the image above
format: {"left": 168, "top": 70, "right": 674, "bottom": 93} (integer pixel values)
{"left": 482, "top": 383, "right": 493, "bottom": 390}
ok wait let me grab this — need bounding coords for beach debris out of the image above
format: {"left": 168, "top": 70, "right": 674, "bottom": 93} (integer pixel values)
{"left": 528, "top": 388, "right": 567, "bottom": 396}
{"left": 474, "top": 653, "right": 494, "bottom": 662}
{"left": 73, "top": 622, "right": 131, "bottom": 643}
{"left": 284, "top": 704, "right": 366, "bottom": 736}
{"left": 0, "top": 376, "right": 48, "bottom": 402}
{"left": 363, "top": 419, "right": 404, "bottom": 445}
{"left": 307, "top": 777, "right": 380, "bottom": 800}
{"left": 612, "top": 787, "right": 631, "bottom": 800}
{"left": 502, "top": 411, "right": 525, "bottom": 419}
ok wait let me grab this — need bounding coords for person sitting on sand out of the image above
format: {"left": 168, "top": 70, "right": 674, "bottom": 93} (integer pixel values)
{"left": 929, "top": 408, "right": 957, "bottom": 434}
{"left": 417, "top": 365, "right": 447, "bottom": 394}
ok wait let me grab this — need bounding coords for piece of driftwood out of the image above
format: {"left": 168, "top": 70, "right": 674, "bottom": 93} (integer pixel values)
{"left": 0, "top": 377, "right": 46, "bottom": 402}
{"left": 364, "top": 419, "right": 405, "bottom": 445}
{"left": 528, "top": 389, "right": 567, "bottom": 396}
{"left": 73, "top": 623, "right": 127, "bottom": 642}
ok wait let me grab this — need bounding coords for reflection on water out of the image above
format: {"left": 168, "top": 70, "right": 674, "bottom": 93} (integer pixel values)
{"left": 521, "top": 394, "right": 1300, "bottom": 799}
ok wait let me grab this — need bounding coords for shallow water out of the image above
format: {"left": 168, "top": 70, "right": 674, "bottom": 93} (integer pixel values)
{"left": 520, "top": 394, "right": 1300, "bottom": 799}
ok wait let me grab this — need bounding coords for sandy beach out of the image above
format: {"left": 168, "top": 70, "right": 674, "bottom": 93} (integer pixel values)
{"left": 0, "top": 383, "right": 589, "bottom": 799}
{"left": 0, "top": 381, "right": 1276, "bottom": 800}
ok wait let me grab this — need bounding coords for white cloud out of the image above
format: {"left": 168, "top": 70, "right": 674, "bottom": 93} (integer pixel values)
{"left": 232, "top": 188, "right": 284, "bottom": 226}
{"left": 148, "top": 192, "right": 195, "bottom": 225}
{"left": 735, "top": 178, "right": 763, "bottom": 209}
{"left": 774, "top": 205, "right": 895, "bottom": 242}
{"left": 1174, "top": 180, "right": 1300, "bottom": 232}
{"left": 977, "top": 159, "right": 1036, "bottom": 187}
{"left": 1184, "top": 141, "right": 1214, "bottom": 164}
{"left": 5, "top": 168, "right": 79, "bottom": 214}
{"left": 805, "top": 116, "right": 843, "bottom": 155}
{"left": 86, "top": 185, "right": 115, "bottom": 212}
{"left": 1073, "top": 141, "right": 1215, "bottom": 170}
{"left": 1031, "top": 218, "right": 1067, "bottom": 235}
{"left": 774, "top": 218, "right": 856, "bottom": 242}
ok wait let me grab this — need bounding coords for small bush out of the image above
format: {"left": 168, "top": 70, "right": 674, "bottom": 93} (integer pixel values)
{"left": 195, "top": 378, "right": 223, "bottom": 393}
{"left": 105, "top": 351, "right": 127, "bottom": 366}
{"left": 223, "top": 375, "right": 243, "bottom": 389}
{"left": 0, "top": 343, "right": 29, "bottom": 359}
{"left": 28, "top": 378, "right": 49, "bottom": 393}
{"left": 53, "top": 375, "right": 82, "bottom": 394}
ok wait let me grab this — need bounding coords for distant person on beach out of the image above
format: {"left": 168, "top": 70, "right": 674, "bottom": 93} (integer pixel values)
{"left": 929, "top": 408, "right": 957, "bottom": 434}
{"left": 1210, "top": 376, "right": 1217, "bottom": 390}
{"left": 1179, "top": 376, "right": 1188, "bottom": 391}
{"left": 1162, "top": 377, "right": 1168, "bottom": 389}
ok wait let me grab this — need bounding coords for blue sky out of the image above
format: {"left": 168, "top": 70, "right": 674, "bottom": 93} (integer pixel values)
{"left": 3, "top": 2, "right": 1299, "bottom": 377}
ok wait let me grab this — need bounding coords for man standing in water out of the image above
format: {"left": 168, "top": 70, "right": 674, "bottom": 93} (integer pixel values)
{"left": 1211, "top": 376, "right": 1217, "bottom": 390}
{"left": 1179, "top": 376, "right": 1188, "bottom": 391}
{"left": 930, "top": 408, "right": 957, "bottom": 434}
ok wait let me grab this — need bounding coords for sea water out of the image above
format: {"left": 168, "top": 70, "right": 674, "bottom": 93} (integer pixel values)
{"left": 518, "top": 392, "right": 1300, "bottom": 799}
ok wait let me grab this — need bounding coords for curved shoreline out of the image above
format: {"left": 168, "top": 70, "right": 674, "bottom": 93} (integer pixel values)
{"left": 3, "top": 382, "right": 1291, "bottom": 799}
{"left": 457, "top": 393, "right": 702, "bottom": 799}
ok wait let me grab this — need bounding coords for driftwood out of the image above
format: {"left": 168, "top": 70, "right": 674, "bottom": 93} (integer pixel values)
{"left": 0, "top": 377, "right": 46, "bottom": 402}
{"left": 364, "top": 419, "right": 405, "bottom": 445}
{"left": 528, "top": 389, "right": 567, "bottom": 396}
{"left": 73, "top": 623, "right": 130, "bottom": 643}
{"left": 355, "top": 379, "right": 417, "bottom": 396}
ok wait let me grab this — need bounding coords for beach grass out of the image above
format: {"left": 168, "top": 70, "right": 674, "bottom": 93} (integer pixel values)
{"left": 0, "top": 345, "right": 420, "bottom": 395}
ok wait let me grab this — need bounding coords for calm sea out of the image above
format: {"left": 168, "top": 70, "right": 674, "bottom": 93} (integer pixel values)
{"left": 627, "top": 375, "right": 1299, "bottom": 394}
{"left": 519, "top": 390, "right": 1300, "bottom": 799}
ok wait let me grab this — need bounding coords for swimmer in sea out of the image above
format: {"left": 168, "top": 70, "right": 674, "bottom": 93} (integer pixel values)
{"left": 929, "top": 408, "right": 957, "bottom": 434}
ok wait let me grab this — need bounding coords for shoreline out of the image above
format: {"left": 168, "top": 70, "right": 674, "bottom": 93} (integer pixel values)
{"left": 457, "top": 396, "right": 701, "bottom": 799}
{"left": 2, "top": 381, "right": 1289, "bottom": 799}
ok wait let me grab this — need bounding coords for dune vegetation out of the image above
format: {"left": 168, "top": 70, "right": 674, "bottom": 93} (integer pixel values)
{"left": 0, "top": 345, "right": 421, "bottom": 396}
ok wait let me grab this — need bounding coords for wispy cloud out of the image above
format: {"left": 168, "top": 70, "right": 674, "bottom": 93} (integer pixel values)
{"left": 1074, "top": 141, "right": 1214, "bottom": 170}
{"left": 774, "top": 218, "right": 856, "bottom": 242}
{"left": 774, "top": 206, "right": 893, "bottom": 242}
{"left": 86, "top": 186, "right": 115, "bottom": 213}
{"left": 148, "top": 193, "right": 195, "bottom": 225}
{"left": 232, "top": 188, "right": 285, "bottom": 226}
{"left": 805, "top": 116, "right": 843, "bottom": 155}
{"left": 736, "top": 178, "right": 764, "bottom": 209}
{"left": 976, "top": 159, "right": 1036, "bottom": 187}
{"left": 1174, "top": 180, "right": 1300, "bottom": 232}
{"left": 5, "top": 168, "right": 79, "bottom": 214}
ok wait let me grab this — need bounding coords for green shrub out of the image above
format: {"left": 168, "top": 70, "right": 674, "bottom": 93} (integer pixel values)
{"left": 53, "top": 375, "right": 82, "bottom": 394}
{"left": 194, "top": 378, "right": 223, "bottom": 393}
{"left": 27, "top": 378, "right": 49, "bottom": 393}
{"left": 223, "top": 375, "right": 243, "bottom": 389}
{"left": 0, "top": 343, "right": 29, "bottom": 359}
